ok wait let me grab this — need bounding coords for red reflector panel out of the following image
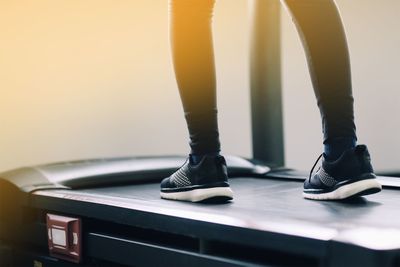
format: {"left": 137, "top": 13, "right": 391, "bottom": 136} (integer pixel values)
{"left": 46, "top": 214, "right": 82, "bottom": 263}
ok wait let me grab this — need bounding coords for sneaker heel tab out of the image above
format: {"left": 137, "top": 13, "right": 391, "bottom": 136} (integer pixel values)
{"left": 354, "top": 145, "right": 365, "bottom": 154}
{"left": 355, "top": 145, "right": 370, "bottom": 156}
{"left": 214, "top": 156, "right": 228, "bottom": 177}
{"left": 215, "top": 155, "right": 227, "bottom": 164}
{"left": 355, "top": 145, "right": 373, "bottom": 172}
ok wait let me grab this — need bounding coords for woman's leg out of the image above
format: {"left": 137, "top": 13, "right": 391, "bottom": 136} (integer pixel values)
{"left": 282, "top": 0, "right": 381, "bottom": 200}
{"left": 282, "top": 0, "right": 356, "bottom": 160}
{"left": 169, "top": 0, "right": 220, "bottom": 157}
{"left": 161, "top": 0, "right": 233, "bottom": 202}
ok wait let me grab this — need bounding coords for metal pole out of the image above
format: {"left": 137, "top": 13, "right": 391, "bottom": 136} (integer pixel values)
{"left": 250, "top": 0, "right": 284, "bottom": 167}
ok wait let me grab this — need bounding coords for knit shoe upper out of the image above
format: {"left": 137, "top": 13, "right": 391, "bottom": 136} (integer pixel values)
{"left": 160, "top": 155, "right": 233, "bottom": 202}
{"left": 303, "top": 145, "right": 382, "bottom": 200}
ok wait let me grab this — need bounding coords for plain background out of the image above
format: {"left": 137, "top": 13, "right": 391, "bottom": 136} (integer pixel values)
{"left": 0, "top": 0, "right": 399, "bottom": 172}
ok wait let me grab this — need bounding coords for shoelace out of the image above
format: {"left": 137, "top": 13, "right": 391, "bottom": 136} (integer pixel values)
{"left": 309, "top": 154, "right": 323, "bottom": 182}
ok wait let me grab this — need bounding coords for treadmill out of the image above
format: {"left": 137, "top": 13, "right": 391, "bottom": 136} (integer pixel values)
{"left": 1, "top": 157, "right": 400, "bottom": 267}
{"left": 2, "top": 1, "right": 400, "bottom": 266}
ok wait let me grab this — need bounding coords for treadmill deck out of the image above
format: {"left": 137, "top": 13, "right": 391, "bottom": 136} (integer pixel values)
{"left": 34, "top": 177, "right": 400, "bottom": 251}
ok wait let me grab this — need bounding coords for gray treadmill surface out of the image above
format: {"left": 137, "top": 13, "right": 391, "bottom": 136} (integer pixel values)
{"left": 35, "top": 176, "right": 400, "bottom": 251}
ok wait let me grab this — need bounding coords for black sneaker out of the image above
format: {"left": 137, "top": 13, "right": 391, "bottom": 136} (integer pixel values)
{"left": 303, "top": 145, "right": 382, "bottom": 200}
{"left": 160, "top": 155, "right": 234, "bottom": 202}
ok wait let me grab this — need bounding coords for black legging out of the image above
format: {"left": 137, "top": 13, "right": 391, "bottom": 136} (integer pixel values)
{"left": 170, "top": 0, "right": 356, "bottom": 155}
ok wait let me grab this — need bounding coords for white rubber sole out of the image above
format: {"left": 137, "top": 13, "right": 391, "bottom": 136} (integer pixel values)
{"left": 161, "top": 187, "right": 234, "bottom": 202}
{"left": 303, "top": 179, "right": 382, "bottom": 200}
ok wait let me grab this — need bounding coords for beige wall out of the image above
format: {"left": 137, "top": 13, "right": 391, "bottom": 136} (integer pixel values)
{"left": 0, "top": 0, "right": 399, "bottom": 172}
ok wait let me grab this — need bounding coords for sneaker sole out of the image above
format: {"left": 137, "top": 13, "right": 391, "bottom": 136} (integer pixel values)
{"left": 303, "top": 179, "right": 382, "bottom": 200}
{"left": 160, "top": 187, "right": 234, "bottom": 203}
